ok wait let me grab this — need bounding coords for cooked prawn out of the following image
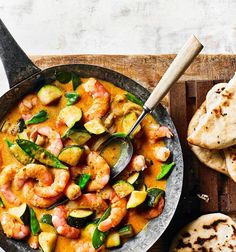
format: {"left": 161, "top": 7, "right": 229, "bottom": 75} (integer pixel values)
{"left": 13, "top": 164, "right": 53, "bottom": 190}
{"left": 52, "top": 205, "right": 81, "bottom": 239}
{"left": 19, "top": 95, "right": 38, "bottom": 120}
{"left": 64, "top": 180, "right": 81, "bottom": 200}
{"left": 1, "top": 212, "right": 30, "bottom": 239}
{"left": 83, "top": 78, "right": 110, "bottom": 121}
{"left": 98, "top": 186, "right": 127, "bottom": 232}
{"left": 142, "top": 197, "right": 165, "bottom": 219}
{"left": 30, "top": 126, "right": 63, "bottom": 156}
{"left": 34, "top": 169, "right": 69, "bottom": 198}
{"left": 66, "top": 193, "right": 108, "bottom": 216}
{"left": 144, "top": 123, "right": 173, "bottom": 143}
{"left": 129, "top": 155, "right": 147, "bottom": 172}
{"left": 0, "top": 164, "right": 21, "bottom": 205}
{"left": 23, "top": 181, "right": 61, "bottom": 208}
{"left": 153, "top": 146, "right": 170, "bottom": 162}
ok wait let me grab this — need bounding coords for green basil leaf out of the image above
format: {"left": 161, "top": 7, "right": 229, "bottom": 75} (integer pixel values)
{"left": 25, "top": 110, "right": 48, "bottom": 125}
{"left": 71, "top": 72, "right": 82, "bottom": 90}
{"left": 65, "top": 92, "right": 80, "bottom": 106}
{"left": 77, "top": 174, "right": 91, "bottom": 190}
{"left": 30, "top": 207, "right": 40, "bottom": 235}
{"left": 125, "top": 92, "right": 144, "bottom": 106}
{"left": 0, "top": 197, "right": 4, "bottom": 208}
{"left": 56, "top": 71, "right": 71, "bottom": 84}
{"left": 156, "top": 162, "right": 175, "bottom": 180}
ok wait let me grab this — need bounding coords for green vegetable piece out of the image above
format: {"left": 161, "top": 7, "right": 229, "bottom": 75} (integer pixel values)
{"left": 146, "top": 188, "right": 165, "bottom": 208}
{"left": 39, "top": 232, "right": 57, "bottom": 252}
{"left": 46, "top": 197, "right": 69, "bottom": 210}
{"left": 62, "top": 128, "right": 91, "bottom": 146}
{"left": 92, "top": 206, "right": 111, "bottom": 249}
{"left": 118, "top": 224, "right": 134, "bottom": 238}
{"left": 125, "top": 92, "right": 144, "bottom": 106}
{"left": 40, "top": 214, "right": 53, "bottom": 226}
{"left": 77, "top": 174, "right": 91, "bottom": 190}
{"left": 71, "top": 72, "right": 82, "bottom": 90}
{"left": 67, "top": 209, "right": 94, "bottom": 228}
{"left": 56, "top": 71, "right": 71, "bottom": 84}
{"left": 16, "top": 139, "right": 68, "bottom": 169}
{"left": 9, "top": 203, "right": 30, "bottom": 225}
{"left": 30, "top": 207, "right": 40, "bottom": 235}
{"left": 157, "top": 162, "right": 176, "bottom": 180}
{"left": 0, "top": 197, "right": 4, "bottom": 208}
{"left": 17, "top": 118, "right": 26, "bottom": 133}
{"left": 65, "top": 92, "right": 80, "bottom": 106}
{"left": 105, "top": 232, "right": 121, "bottom": 248}
{"left": 38, "top": 85, "right": 62, "bottom": 105}
{"left": 25, "top": 110, "right": 48, "bottom": 125}
{"left": 112, "top": 180, "right": 134, "bottom": 198}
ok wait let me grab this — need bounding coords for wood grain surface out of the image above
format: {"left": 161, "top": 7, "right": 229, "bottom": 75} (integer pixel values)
{"left": 30, "top": 54, "right": 236, "bottom": 252}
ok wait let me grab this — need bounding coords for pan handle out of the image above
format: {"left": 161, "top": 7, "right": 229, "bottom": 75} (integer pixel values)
{"left": 0, "top": 19, "right": 41, "bottom": 88}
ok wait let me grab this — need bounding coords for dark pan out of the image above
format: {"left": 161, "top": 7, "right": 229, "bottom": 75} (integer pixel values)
{"left": 0, "top": 19, "right": 183, "bottom": 252}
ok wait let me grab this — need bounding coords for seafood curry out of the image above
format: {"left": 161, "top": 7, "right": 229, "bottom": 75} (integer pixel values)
{"left": 0, "top": 72, "right": 174, "bottom": 252}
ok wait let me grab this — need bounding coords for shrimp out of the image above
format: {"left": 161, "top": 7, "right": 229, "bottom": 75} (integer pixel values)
{"left": 81, "top": 152, "right": 110, "bottom": 192}
{"left": 28, "top": 235, "right": 39, "bottom": 249}
{"left": 30, "top": 126, "right": 63, "bottom": 156}
{"left": 98, "top": 186, "right": 127, "bottom": 232}
{"left": 66, "top": 193, "right": 108, "bottom": 216}
{"left": 34, "top": 169, "right": 70, "bottom": 198}
{"left": 1, "top": 212, "right": 30, "bottom": 239}
{"left": 144, "top": 123, "right": 173, "bottom": 143}
{"left": 153, "top": 146, "right": 170, "bottom": 162}
{"left": 142, "top": 197, "right": 165, "bottom": 219}
{"left": 83, "top": 78, "right": 110, "bottom": 121}
{"left": 75, "top": 240, "right": 103, "bottom": 252}
{"left": 19, "top": 94, "right": 38, "bottom": 120}
{"left": 23, "top": 181, "right": 61, "bottom": 208}
{"left": 52, "top": 205, "right": 81, "bottom": 239}
{"left": 64, "top": 180, "right": 81, "bottom": 200}
{"left": 13, "top": 164, "right": 53, "bottom": 190}
{"left": 0, "top": 164, "right": 21, "bottom": 205}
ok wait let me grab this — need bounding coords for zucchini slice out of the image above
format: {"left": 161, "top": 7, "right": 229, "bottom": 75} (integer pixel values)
{"left": 5, "top": 138, "right": 33, "bottom": 165}
{"left": 40, "top": 223, "right": 56, "bottom": 234}
{"left": 146, "top": 188, "right": 165, "bottom": 208}
{"left": 58, "top": 106, "right": 82, "bottom": 128}
{"left": 84, "top": 118, "right": 106, "bottom": 135}
{"left": 62, "top": 128, "right": 91, "bottom": 146}
{"left": 127, "top": 191, "right": 147, "bottom": 209}
{"left": 38, "top": 85, "right": 62, "bottom": 105}
{"left": 140, "top": 184, "right": 147, "bottom": 192}
{"left": 40, "top": 214, "right": 53, "bottom": 226}
{"left": 105, "top": 232, "right": 121, "bottom": 248}
{"left": 39, "top": 232, "right": 57, "bottom": 252}
{"left": 67, "top": 209, "right": 94, "bottom": 228}
{"left": 112, "top": 180, "right": 134, "bottom": 198}
{"left": 58, "top": 146, "right": 84, "bottom": 166}
{"left": 81, "top": 223, "right": 96, "bottom": 240}
{"left": 122, "top": 112, "right": 141, "bottom": 136}
{"left": 127, "top": 172, "right": 144, "bottom": 190}
{"left": 118, "top": 224, "right": 134, "bottom": 238}
{"left": 8, "top": 203, "right": 30, "bottom": 225}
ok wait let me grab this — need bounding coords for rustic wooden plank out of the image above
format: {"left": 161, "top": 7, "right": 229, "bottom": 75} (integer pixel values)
{"left": 195, "top": 81, "right": 219, "bottom": 212}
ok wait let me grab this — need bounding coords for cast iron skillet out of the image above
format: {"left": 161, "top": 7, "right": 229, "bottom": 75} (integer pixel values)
{"left": 0, "top": 19, "right": 183, "bottom": 252}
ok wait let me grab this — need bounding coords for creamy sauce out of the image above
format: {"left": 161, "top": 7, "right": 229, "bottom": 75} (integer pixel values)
{"left": 0, "top": 78, "right": 167, "bottom": 251}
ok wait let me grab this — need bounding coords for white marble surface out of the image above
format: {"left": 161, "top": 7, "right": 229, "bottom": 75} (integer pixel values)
{"left": 0, "top": 0, "right": 236, "bottom": 92}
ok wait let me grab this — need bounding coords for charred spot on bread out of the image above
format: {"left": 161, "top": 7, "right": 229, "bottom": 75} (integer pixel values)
{"left": 176, "top": 239, "right": 192, "bottom": 249}
{"left": 203, "top": 219, "right": 227, "bottom": 231}
{"left": 194, "top": 235, "right": 217, "bottom": 245}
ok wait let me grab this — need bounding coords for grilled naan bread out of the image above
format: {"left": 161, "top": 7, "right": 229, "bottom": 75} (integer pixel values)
{"left": 188, "top": 74, "right": 236, "bottom": 149}
{"left": 169, "top": 213, "right": 236, "bottom": 252}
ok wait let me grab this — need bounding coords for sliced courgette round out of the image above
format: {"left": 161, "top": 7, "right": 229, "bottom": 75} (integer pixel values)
{"left": 112, "top": 180, "right": 134, "bottom": 198}
{"left": 8, "top": 203, "right": 30, "bottom": 225}
{"left": 127, "top": 172, "right": 144, "bottom": 190}
{"left": 38, "top": 85, "right": 62, "bottom": 105}
{"left": 146, "top": 188, "right": 165, "bottom": 208}
{"left": 122, "top": 112, "right": 141, "bottom": 136}
{"left": 105, "top": 232, "right": 121, "bottom": 248}
{"left": 118, "top": 224, "right": 134, "bottom": 238}
{"left": 40, "top": 214, "right": 53, "bottom": 226}
{"left": 140, "top": 184, "right": 147, "bottom": 192}
{"left": 40, "top": 223, "right": 56, "bottom": 234}
{"left": 84, "top": 118, "right": 106, "bottom": 135}
{"left": 58, "top": 145, "right": 84, "bottom": 166}
{"left": 67, "top": 209, "right": 94, "bottom": 228}
{"left": 39, "top": 232, "right": 57, "bottom": 252}
{"left": 62, "top": 128, "right": 91, "bottom": 146}
{"left": 127, "top": 191, "right": 147, "bottom": 209}
{"left": 58, "top": 106, "right": 82, "bottom": 128}
{"left": 81, "top": 223, "right": 97, "bottom": 240}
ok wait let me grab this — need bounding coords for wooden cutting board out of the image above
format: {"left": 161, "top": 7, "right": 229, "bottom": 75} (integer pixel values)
{"left": 30, "top": 54, "right": 236, "bottom": 252}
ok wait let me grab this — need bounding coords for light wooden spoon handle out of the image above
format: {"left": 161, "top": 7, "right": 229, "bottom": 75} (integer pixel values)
{"left": 144, "top": 35, "right": 203, "bottom": 111}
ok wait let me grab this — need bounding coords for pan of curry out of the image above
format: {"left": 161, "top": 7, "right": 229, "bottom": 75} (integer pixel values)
{"left": 0, "top": 19, "right": 183, "bottom": 252}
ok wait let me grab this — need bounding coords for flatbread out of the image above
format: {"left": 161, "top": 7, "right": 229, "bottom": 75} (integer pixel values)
{"left": 188, "top": 73, "right": 236, "bottom": 149}
{"left": 187, "top": 84, "right": 228, "bottom": 175}
{"left": 224, "top": 147, "right": 236, "bottom": 182}
{"left": 169, "top": 213, "right": 236, "bottom": 251}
